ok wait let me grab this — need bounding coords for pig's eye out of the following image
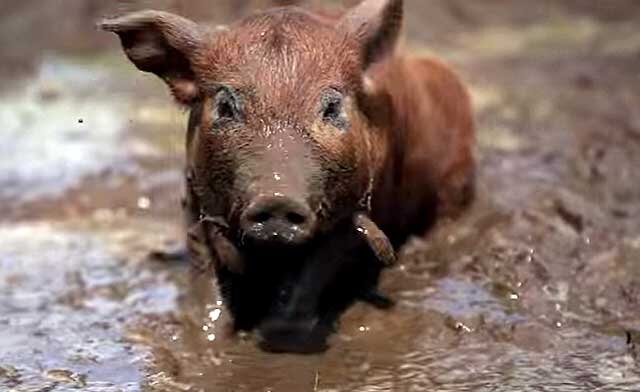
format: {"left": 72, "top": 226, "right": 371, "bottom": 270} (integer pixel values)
{"left": 321, "top": 91, "right": 348, "bottom": 130}
{"left": 323, "top": 100, "right": 341, "bottom": 121}
{"left": 212, "top": 88, "right": 240, "bottom": 126}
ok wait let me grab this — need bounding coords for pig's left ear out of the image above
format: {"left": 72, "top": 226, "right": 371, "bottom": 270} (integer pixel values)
{"left": 100, "top": 10, "right": 206, "bottom": 105}
{"left": 339, "top": 0, "right": 403, "bottom": 69}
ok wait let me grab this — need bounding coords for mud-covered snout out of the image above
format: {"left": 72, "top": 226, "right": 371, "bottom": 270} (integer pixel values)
{"left": 240, "top": 194, "right": 317, "bottom": 247}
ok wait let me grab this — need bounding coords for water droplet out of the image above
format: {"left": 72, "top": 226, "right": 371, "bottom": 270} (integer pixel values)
{"left": 137, "top": 196, "right": 151, "bottom": 210}
{"left": 456, "top": 322, "right": 474, "bottom": 333}
{"left": 209, "top": 309, "right": 222, "bottom": 321}
{"left": 207, "top": 333, "right": 216, "bottom": 341}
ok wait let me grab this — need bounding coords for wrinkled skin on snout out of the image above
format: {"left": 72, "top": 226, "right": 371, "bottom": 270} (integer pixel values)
{"left": 102, "top": 0, "right": 475, "bottom": 353}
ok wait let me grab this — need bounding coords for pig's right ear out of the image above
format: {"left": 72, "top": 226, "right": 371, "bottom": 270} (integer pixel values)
{"left": 100, "top": 10, "right": 205, "bottom": 105}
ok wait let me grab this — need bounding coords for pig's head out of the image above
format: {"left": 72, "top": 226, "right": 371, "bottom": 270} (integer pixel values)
{"left": 102, "top": 0, "right": 402, "bottom": 352}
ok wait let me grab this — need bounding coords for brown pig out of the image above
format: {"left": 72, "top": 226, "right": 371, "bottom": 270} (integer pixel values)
{"left": 101, "top": 0, "right": 474, "bottom": 353}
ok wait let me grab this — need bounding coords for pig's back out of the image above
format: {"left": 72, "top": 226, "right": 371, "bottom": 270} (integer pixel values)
{"left": 370, "top": 56, "right": 475, "bottom": 245}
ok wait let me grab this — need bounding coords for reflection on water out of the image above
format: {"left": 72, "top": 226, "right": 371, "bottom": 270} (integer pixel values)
{"left": 2, "top": 1, "right": 640, "bottom": 391}
{"left": 0, "top": 223, "right": 148, "bottom": 390}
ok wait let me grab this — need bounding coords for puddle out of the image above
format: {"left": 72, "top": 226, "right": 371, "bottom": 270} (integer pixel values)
{"left": 2, "top": 2, "right": 640, "bottom": 391}
{"left": 0, "top": 220, "right": 182, "bottom": 391}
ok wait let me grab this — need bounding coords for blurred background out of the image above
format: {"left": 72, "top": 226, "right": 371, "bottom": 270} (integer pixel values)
{"left": 1, "top": 1, "right": 640, "bottom": 391}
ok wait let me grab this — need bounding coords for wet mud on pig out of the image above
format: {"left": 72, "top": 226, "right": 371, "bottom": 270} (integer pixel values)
{"left": 101, "top": 0, "right": 474, "bottom": 353}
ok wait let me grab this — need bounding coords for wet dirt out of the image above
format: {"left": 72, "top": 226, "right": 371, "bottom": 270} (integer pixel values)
{"left": 1, "top": 1, "right": 640, "bottom": 391}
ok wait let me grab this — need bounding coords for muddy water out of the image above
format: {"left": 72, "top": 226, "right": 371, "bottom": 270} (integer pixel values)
{"left": 2, "top": 2, "right": 640, "bottom": 391}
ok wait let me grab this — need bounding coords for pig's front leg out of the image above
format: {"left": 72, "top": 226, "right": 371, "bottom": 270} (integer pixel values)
{"left": 199, "top": 217, "right": 245, "bottom": 274}
{"left": 352, "top": 212, "right": 396, "bottom": 309}
{"left": 180, "top": 168, "right": 244, "bottom": 274}
{"left": 353, "top": 212, "right": 396, "bottom": 267}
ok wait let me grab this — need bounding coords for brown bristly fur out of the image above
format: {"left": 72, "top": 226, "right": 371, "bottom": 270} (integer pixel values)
{"left": 102, "top": 0, "right": 475, "bottom": 349}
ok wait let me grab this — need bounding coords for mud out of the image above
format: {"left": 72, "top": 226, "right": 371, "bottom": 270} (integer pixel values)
{"left": 1, "top": 1, "right": 640, "bottom": 391}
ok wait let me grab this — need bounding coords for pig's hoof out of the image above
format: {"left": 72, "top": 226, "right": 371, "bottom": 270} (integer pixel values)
{"left": 359, "top": 290, "right": 395, "bottom": 309}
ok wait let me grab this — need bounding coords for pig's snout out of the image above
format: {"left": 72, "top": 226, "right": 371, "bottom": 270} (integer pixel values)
{"left": 240, "top": 194, "right": 316, "bottom": 246}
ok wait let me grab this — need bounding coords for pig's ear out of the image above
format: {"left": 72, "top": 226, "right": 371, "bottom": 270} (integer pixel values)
{"left": 100, "top": 10, "right": 205, "bottom": 105}
{"left": 339, "top": 0, "right": 403, "bottom": 69}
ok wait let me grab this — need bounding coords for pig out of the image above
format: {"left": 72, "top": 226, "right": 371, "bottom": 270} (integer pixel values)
{"left": 101, "top": 0, "right": 474, "bottom": 353}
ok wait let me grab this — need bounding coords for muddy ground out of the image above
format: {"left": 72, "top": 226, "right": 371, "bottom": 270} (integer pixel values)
{"left": 1, "top": 1, "right": 640, "bottom": 391}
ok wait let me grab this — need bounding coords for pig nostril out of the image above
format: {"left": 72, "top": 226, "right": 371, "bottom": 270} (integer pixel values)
{"left": 286, "top": 212, "right": 306, "bottom": 225}
{"left": 252, "top": 211, "right": 272, "bottom": 224}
